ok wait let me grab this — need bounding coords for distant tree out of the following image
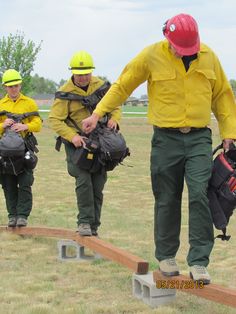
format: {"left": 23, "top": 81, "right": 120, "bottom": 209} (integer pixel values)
{"left": 230, "top": 79, "right": 236, "bottom": 96}
{"left": 140, "top": 94, "right": 148, "bottom": 99}
{"left": 30, "top": 74, "right": 58, "bottom": 96}
{"left": 97, "top": 75, "right": 110, "bottom": 83}
{"left": 0, "top": 31, "right": 42, "bottom": 94}
{"left": 58, "top": 79, "right": 67, "bottom": 88}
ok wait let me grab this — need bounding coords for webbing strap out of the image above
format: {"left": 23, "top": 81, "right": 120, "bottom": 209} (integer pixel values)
{"left": 0, "top": 110, "right": 40, "bottom": 121}
{"left": 54, "top": 81, "right": 111, "bottom": 113}
{"left": 54, "top": 92, "right": 84, "bottom": 101}
{"left": 215, "top": 228, "right": 231, "bottom": 241}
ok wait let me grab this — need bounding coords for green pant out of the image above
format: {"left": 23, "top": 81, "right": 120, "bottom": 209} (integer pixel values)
{"left": 64, "top": 143, "right": 107, "bottom": 229}
{"left": 0, "top": 169, "right": 34, "bottom": 219}
{"left": 151, "top": 127, "right": 214, "bottom": 267}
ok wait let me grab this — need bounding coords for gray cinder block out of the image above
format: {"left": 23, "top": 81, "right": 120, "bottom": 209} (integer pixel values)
{"left": 57, "top": 239, "right": 102, "bottom": 261}
{"left": 132, "top": 272, "right": 176, "bottom": 308}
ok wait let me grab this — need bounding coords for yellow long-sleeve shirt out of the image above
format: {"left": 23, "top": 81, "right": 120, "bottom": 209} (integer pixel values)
{"left": 49, "top": 76, "right": 121, "bottom": 142}
{"left": 0, "top": 93, "right": 42, "bottom": 137}
{"left": 94, "top": 40, "right": 236, "bottom": 139}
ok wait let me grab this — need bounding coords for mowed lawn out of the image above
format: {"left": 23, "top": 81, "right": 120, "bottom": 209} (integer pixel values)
{"left": 0, "top": 117, "right": 235, "bottom": 314}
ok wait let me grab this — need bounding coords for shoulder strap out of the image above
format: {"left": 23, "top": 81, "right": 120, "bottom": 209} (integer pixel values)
{"left": 21, "top": 111, "right": 40, "bottom": 119}
{"left": 55, "top": 91, "right": 84, "bottom": 102}
{"left": 80, "top": 81, "right": 110, "bottom": 113}
{"left": 65, "top": 100, "right": 84, "bottom": 135}
{"left": 0, "top": 110, "right": 7, "bottom": 116}
{"left": 55, "top": 81, "right": 111, "bottom": 113}
{"left": 0, "top": 111, "right": 40, "bottom": 122}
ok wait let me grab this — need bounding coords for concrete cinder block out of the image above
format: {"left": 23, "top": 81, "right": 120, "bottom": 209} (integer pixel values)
{"left": 132, "top": 272, "right": 176, "bottom": 308}
{"left": 57, "top": 239, "right": 102, "bottom": 262}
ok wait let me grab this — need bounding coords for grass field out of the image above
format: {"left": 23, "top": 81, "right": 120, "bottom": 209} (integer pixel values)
{"left": 0, "top": 117, "right": 235, "bottom": 314}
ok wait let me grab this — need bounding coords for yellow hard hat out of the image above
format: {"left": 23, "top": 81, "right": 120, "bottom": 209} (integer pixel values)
{"left": 2, "top": 69, "right": 22, "bottom": 86}
{"left": 69, "top": 51, "right": 95, "bottom": 75}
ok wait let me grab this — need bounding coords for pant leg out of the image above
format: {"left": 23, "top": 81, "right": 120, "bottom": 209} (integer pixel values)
{"left": 65, "top": 143, "right": 104, "bottom": 226}
{"left": 151, "top": 128, "right": 185, "bottom": 261}
{"left": 91, "top": 170, "right": 107, "bottom": 230}
{"left": 17, "top": 169, "right": 34, "bottom": 218}
{"left": 184, "top": 129, "right": 214, "bottom": 266}
{"left": 1, "top": 174, "right": 18, "bottom": 218}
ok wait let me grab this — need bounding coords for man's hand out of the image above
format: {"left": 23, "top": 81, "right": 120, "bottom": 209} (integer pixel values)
{"left": 107, "top": 118, "right": 117, "bottom": 129}
{"left": 82, "top": 113, "right": 100, "bottom": 134}
{"left": 3, "top": 118, "right": 14, "bottom": 128}
{"left": 223, "top": 138, "right": 235, "bottom": 152}
{"left": 71, "top": 134, "right": 86, "bottom": 148}
{"left": 11, "top": 123, "right": 28, "bottom": 132}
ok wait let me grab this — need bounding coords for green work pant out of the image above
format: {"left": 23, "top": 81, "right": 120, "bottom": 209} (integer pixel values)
{"left": 65, "top": 143, "right": 107, "bottom": 229}
{"left": 151, "top": 127, "right": 214, "bottom": 267}
{"left": 0, "top": 169, "right": 34, "bottom": 219}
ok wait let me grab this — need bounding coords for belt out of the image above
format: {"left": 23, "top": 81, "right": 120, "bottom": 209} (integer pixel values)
{"left": 154, "top": 126, "right": 207, "bottom": 134}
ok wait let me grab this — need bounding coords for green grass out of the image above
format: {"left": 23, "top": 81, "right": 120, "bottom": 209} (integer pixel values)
{"left": 0, "top": 118, "right": 235, "bottom": 314}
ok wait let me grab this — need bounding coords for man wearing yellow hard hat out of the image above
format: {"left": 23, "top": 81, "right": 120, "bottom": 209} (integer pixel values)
{"left": 49, "top": 51, "right": 121, "bottom": 236}
{"left": 0, "top": 69, "right": 42, "bottom": 227}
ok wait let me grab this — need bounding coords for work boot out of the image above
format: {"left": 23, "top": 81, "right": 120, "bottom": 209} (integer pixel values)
{"left": 8, "top": 217, "right": 17, "bottom": 227}
{"left": 78, "top": 223, "right": 92, "bottom": 236}
{"left": 16, "top": 217, "right": 28, "bottom": 227}
{"left": 159, "top": 258, "right": 180, "bottom": 276}
{"left": 189, "top": 265, "right": 211, "bottom": 285}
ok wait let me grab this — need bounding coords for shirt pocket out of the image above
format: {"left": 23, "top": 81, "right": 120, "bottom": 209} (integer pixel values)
{"left": 195, "top": 69, "right": 216, "bottom": 90}
{"left": 151, "top": 70, "right": 176, "bottom": 82}
{"left": 150, "top": 70, "right": 177, "bottom": 98}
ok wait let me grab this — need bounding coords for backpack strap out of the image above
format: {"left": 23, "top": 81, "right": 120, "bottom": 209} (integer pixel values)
{"left": 21, "top": 111, "right": 40, "bottom": 119}
{"left": 55, "top": 101, "right": 84, "bottom": 152}
{"left": 215, "top": 227, "right": 231, "bottom": 241}
{"left": 55, "top": 91, "right": 84, "bottom": 102}
{"left": 55, "top": 81, "right": 111, "bottom": 113}
{"left": 212, "top": 143, "right": 223, "bottom": 155}
{"left": 0, "top": 110, "right": 8, "bottom": 116}
{"left": 0, "top": 111, "right": 40, "bottom": 122}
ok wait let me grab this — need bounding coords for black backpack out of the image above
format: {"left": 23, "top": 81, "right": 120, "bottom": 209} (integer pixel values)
{"left": 0, "top": 128, "right": 25, "bottom": 157}
{"left": 96, "top": 126, "right": 130, "bottom": 171}
{"left": 208, "top": 144, "right": 236, "bottom": 240}
{"left": 73, "top": 125, "right": 130, "bottom": 172}
{"left": 0, "top": 111, "right": 40, "bottom": 175}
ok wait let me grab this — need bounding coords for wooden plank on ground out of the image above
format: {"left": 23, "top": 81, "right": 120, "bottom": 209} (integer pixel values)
{"left": 153, "top": 270, "right": 236, "bottom": 308}
{"left": 0, "top": 226, "right": 148, "bottom": 274}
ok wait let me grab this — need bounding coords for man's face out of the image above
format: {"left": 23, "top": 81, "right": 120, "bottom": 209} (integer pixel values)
{"left": 169, "top": 44, "right": 183, "bottom": 58}
{"left": 73, "top": 73, "right": 92, "bottom": 87}
{"left": 5, "top": 84, "right": 21, "bottom": 101}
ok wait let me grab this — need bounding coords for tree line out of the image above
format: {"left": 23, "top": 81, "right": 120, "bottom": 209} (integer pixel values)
{"left": 0, "top": 32, "right": 67, "bottom": 97}
{"left": 0, "top": 32, "right": 235, "bottom": 98}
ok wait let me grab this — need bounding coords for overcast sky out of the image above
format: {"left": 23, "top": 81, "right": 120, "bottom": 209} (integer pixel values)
{"left": 1, "top": 0, "right": 236, "bottom": 96}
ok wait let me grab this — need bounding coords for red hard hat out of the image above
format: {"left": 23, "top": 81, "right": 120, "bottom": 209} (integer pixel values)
{"left": 163, "top": 13, "right": 200, "bottom": 56}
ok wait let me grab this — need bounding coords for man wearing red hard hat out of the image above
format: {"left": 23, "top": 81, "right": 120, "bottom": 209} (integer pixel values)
{"left": 82, "top": 13, "right": 236, "bottom": 284}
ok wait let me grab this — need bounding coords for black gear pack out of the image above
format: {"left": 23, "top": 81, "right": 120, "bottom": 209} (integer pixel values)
{"left": 72, "top": 125, "right": 130, "bottom": 172}
{"left": 94, "top": 125, "right": 130, "bottom": 171}
{"left": 0, "top": 111, "right": 40, "bottom": 175}
{"left": 208, "top": 143, "right": 236, "bottom": 241}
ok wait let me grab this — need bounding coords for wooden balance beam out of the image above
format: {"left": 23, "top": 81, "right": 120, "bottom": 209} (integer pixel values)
{"left": 0, "top": 225, "right": 148, "bottom": 274}
{"left": 153, "top": 270, "right": 236, "bottom": 308}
